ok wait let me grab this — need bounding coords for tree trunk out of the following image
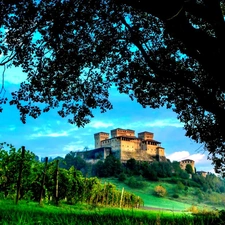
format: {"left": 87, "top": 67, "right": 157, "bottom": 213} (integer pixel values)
{"left": 39, "top": 157, "right": 48, "bottom": 205}
{"left": 16, "top": 146, "right": 25, "bottom": 204}
{"left": 55, "top": 159, "right": 59, "bottom": 206}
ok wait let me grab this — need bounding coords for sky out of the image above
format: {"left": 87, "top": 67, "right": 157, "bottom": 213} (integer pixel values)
{"left": 0, "top": 65, "right": 215, "bottom": 174}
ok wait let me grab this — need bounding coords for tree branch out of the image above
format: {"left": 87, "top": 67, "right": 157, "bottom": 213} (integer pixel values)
{"left": 121, "top": 15, "right": 225, "bottom": 129}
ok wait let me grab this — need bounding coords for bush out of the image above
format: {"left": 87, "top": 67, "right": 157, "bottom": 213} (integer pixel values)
{"left": 172, "top": 193, "right": 179, "bottom": 198}
{"left": 186, "top": 205, "right": 199, "bottom": 214}
{"left": 154, "top": 185, "right": 167, "bottom": 197}
{"left": 126, "top": 176, "right": 146, "bottom": 189}
{"left": 177, "top": 181, "right": 185, "bottom": 190}
{"left": 118, "top": 173, "right": 127, "bottom": 182}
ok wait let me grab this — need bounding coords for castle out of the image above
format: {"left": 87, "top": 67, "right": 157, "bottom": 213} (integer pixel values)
{"left": 76, "top": 128, "right": 167, "bottom": 163}
{"left": 74, "top": 127, "right": 208, "bottom": 176}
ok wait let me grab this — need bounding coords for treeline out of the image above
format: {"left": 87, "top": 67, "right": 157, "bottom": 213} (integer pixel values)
{"left": 56, "top": 151, "right": 225, "bottom": 194}
{"left": 0, "top": 144, "right": 143, "bottom": 208}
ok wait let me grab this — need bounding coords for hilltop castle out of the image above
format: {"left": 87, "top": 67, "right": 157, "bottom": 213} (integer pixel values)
{"left": 76, "top": 128, "right": 167, "bottom": 163}
{"left": 72, "top": 127, "right": 210, "bottom": 175}
{"left": 74, "top": 127, "right": 209, "bottom": 175}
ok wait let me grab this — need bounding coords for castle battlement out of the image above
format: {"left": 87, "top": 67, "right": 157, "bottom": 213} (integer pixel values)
{"left": 94, "top": 128, "right": 166, "bottom": 163}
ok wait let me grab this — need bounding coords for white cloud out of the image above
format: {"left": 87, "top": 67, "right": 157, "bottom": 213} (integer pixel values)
{"left": 28, "top": 130, "right": 69, "bottom": 139}
{"left": 167, "top": 151, "right": 190, "bottom": 161}
{"left": 188, "top": 153, "right": 205, "bottom": 163}
{"left": 167, "top": 150, "right": 214, "bottom": 172}
{"left": 146, "top": 119, "right": 183, "bottom": 128}
{"left": 167, "top": 151, "right": 206, "bottom": 163}
{"left": 123, "top": 119, "right": 183, "bottom": 131}
{"left": 62, "top": 141, "right": 87, "bottom": 152}
{"left": 88, "top": 121, "right": 114, "bottom": 128}
{"left": 45, "top": 132, "right": 69, "bottom": 137}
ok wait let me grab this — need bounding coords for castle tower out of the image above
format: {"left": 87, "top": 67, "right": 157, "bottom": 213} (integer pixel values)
{"left": 138, "top": 131, "right": 154, "bottom": 140}
{"left": 111, "top": 128, "right": 135, "bottom": 138}
{"left": 180, "top": 159, "right": 195, "bottom": 173}
{"left": 94, "top": 132, "right": 109, "bottom": 149}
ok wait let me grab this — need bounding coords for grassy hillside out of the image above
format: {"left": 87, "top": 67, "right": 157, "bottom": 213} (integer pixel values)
{"left": 101, "top": 177, "right": 225, "bottom": 211}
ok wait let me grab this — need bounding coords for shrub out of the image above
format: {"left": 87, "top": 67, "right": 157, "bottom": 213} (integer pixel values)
{"left": 187, "top": 205, "right": 219, "bottom": 217}
{"left": 172, "top": 193, "right": 179, "bottom": 198}
{"left": 118, "top": 173, "right": 127, "bottom": 182}
{"left": 154, "top": 185, "right": 167, "bottom": 197}
{"left": 177, "top": 181, "right": 185, "bottom": 190}
{"left": 186, "top": 205, "right": 199, "bottom": 214}
{"left": 126, "top": 176, "right": 146, "bottom": 188}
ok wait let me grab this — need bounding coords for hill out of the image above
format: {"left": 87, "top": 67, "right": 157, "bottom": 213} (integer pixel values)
{"left": 100, "top": 177, "right": 225, "bottom": 211}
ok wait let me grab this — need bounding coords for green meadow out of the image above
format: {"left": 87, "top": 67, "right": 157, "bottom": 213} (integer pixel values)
{"left": 101, "top": 177, "right": 225, "bottom": 211}
{"left": 0, "top": 200, "right": 222, "bottom": 225}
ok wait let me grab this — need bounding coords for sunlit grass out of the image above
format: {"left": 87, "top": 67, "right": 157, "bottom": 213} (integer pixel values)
{"left": 0, "top": 199, "right": 222, "bottom": 225}
{"left": 101, "top": 177, "right": 193, "bottom": 211}
{"left": 0, "top": 199, "right": 192, "bottom": 225}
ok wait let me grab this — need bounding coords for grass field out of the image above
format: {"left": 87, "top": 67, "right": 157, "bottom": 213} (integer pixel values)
{"left": 0, "top": 176, "right": 224, "bottom": 224}
{"left": 0, "top": 200, "right": 221, "bottom": 225}
{"left": 100, "top": 177, "right": 225, "bottom": 211}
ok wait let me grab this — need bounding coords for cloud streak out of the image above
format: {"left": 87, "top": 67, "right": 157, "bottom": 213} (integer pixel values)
{"left": 87, "top": 121, "right": 114, "bottom": 129}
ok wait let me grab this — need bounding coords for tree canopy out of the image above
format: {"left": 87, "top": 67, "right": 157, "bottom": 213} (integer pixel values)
{"left": 1, "top": 0, "right": 225, "bottom": 174}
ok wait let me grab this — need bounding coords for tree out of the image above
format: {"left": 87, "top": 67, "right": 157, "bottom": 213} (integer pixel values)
{"left": 1, "top": 1, "right": 225, "bottom": 174}
{"left": 102, "top": 155, "right": 122, "bottom": 177}
{"left": 0, "top": 143, "right": 40, "bottom": 199}
{"left": 126, "top": 158, "right": 137, "bottom": 174}
{"left": 185, "top": 164, "right": 194, "bottom": 174}
{"left": 149, "top": 161, "right": 172, "bottom": 178}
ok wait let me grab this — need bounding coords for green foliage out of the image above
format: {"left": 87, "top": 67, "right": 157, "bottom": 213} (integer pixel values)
{"left": 0, "top": 143, "right": 38, "bottom": 199}
{"left": 171, "top": 161, "right": 183, "bottom": 176}
{"left": 177, "top": 181, "right": 185, "bottom": 191}
{"left": 123, "top": 159, "right": 173, "bottom": 181}
{"left": 194, "top": 189, "right": 204, "bottom": 203}
{"left": 63, "top": 152, "right": 89, "bottom": 176}
{"left": 118, "top": 173, "right": 127, "bottom": 182}
{"left": 126, "top": 158, "right": 137, "bottom": 175}
{"left": 179, "top": 170, "right": 190, "bottom": 179}
{"left": 91, "top": 155, "right": 122, "bottom": 178}
{"left": 125, "top": 176, "right": 147, "bottom": 189}
{"left": 149, "top": 161, "right": 173, "bottom": 178}
{"left": 172, "top": 194, "right": 179, "bottom": 199}
{"left": 185, "top": 164, "right": 193, "bottom": 174}
{"left": 1, "top": 0, "right": 225, "bottom": 175}
{"left": 0, "top": 144, "right": 141, "bottom": 208}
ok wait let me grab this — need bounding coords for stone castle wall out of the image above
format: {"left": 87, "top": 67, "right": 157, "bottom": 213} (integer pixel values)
{"left": 94, "top": 128, "right": 166, "bottom": 163}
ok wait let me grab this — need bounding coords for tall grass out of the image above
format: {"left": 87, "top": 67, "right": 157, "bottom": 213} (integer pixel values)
{"left": 0, "top": 200, "right": 222, "bottom": 225}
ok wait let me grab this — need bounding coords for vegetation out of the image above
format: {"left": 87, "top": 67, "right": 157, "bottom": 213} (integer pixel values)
{"left": 54, "top": 152, "right": 225, "bottom": 197}
{"left": 1, "top": 1, "right": 225, "bottom": 174}
{"left": 1, "top": 143, "right": 225, "bottom": 224}
{"left": 154, "top": 185, "right": 167, "bottom": 197}
{"left": 42, "top": 153, "right": 225, "bottom": 209}
{"left": 185, "top": 164, "right": 194, "bottom": 174}
{"left": 0, "top": 143, "right": 143, "bottom": 208}
{"left": 0, "top": 200, "right": 225, "bottom": 225}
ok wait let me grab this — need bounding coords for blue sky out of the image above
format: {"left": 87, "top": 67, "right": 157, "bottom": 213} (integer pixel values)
{"left": 0, "top": 65, "right": 215, "bottom": 173}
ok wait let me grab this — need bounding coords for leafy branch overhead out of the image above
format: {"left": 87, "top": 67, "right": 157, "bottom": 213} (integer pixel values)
{"left": 1, "top": 0, "right": 225, "bottom": 174}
